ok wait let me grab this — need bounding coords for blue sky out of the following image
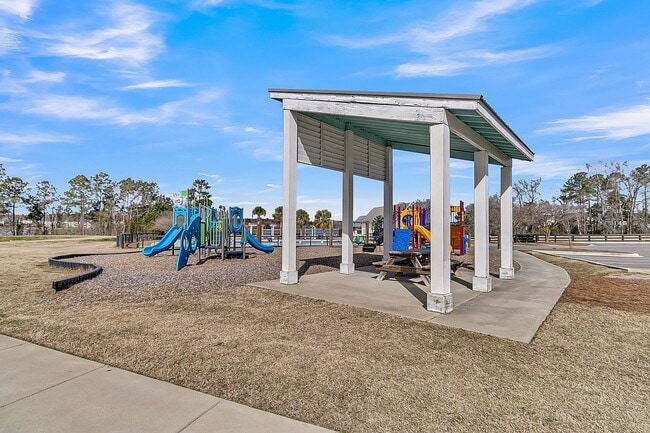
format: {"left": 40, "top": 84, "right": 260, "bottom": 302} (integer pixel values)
{"left": 1, "top": 0, "right": 649, "bottom": 219}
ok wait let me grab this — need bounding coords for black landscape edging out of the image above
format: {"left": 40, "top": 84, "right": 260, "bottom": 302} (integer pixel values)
{"left": 49, "top": 254, "right": 104, "bottom": 291}
{"left": 48, "top": 251, "right": 139, "bottom": 291}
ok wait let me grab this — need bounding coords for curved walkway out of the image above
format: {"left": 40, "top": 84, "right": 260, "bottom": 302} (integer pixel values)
{"left": 431, "top": 251, "right": 570, "bottom": 342}
{"left": 0, "top": 335, "right": 332, "bottom": 433}
{"left": 252, "top": 251, "right": 570, "bottom": 343}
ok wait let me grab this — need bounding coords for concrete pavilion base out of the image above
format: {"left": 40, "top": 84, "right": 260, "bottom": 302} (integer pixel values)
{"left": 427, "top": 292, "right": 454, "bottom": 314}
{"left": 250, "top": 251, "right": 569, "bottom": 343}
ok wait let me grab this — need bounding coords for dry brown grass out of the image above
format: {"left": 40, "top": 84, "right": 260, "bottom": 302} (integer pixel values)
{"left": 529, "top": 252, "right": 650, "bottom": 313}
{"left": 1, "top": 239, "right": 649, "bottom": 433}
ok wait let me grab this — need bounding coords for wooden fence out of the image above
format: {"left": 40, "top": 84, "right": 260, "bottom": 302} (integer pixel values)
{"left": 488, "top": 234, "right": 650, "bottom": 243}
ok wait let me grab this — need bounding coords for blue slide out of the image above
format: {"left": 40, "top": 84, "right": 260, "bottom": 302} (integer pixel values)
{"left": 142, "top": 225, "right": 183, "bottom": 257}
{"left": 242, "top": 229, "right": 274, "bottom": 253}
{"left": 176, "top": 214, "right": 201, "bottom": 271}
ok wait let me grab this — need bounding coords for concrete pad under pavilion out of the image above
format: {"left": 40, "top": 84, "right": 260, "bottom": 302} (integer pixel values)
{"left": 250, "top": 251, "right": 569, "bottom": 343}
{"left": 270, "top": 89, "right": 535, "bottom": 314}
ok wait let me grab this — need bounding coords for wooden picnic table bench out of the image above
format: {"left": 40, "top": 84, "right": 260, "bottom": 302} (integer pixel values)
{"left": 373, "top": 249, "right": 463, "bottom": 287}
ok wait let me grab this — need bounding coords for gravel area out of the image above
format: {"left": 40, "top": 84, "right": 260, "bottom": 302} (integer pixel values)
{"left": 48, "top": 245, "right": 519, "bottom": 305}
{"left": 49, "top": 247, "right": 384, "bottom": 304}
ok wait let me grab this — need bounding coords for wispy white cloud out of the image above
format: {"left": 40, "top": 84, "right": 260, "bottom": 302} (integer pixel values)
{"left": 198, "top": 172, "right": 224, "bottom": 182}
{"left": 121, "top": 80, "right": 193, "bottom": 90}
{"left": 397, "top": 46, "right": 552, "bottom": 77}
{"left": 411, "top": 0, "right": 534, "bottom": 49}
{"left": 116, "top": 88, "right": 226, "bottom": 125}
{"left": 513, "top": 154, "right": 584, "bottom": 179}
{"left": 450, "top": 160, "right": 474, "bottom": 169}
{"left": 324, "top": 33, "right": 404, "bottom": 50}
{"left": 2, "top": 87, "right": 226, "bottom": 126}
{"left": 226, "top": 200, "right": 267, "bottom": 206}
{"left": 257, "top": 182, "right": 280, "bottom": 193}
{"left": 17, "top": 94, "right": 121, "bottom": 120}
{"left": 226, "top": 124, "right": 282, "bottom": 161}
{"left": 0, "top": 26, "right": 20, "bottom": 54}
{"left": 326, "top": 0, "right": 548, "bottom": 77}
{"left": 223, "top": 125, "right": 268, "bottom": 134}
{"left": 233, "top": 137, "right": 282, "bottom": 161}
{"left": 192, "top": 0, "right": 226, "bottom": 6}
{"left": 39, "top": 1, "right": 164, "bottom": 66}
{"left": 395, "top": 60, "right": 469, "bottom": 78}
{"left": 0, "top": 0, "right": 38, "bottom": 19}
{"left": 24, "top": 70, "right": 65, "bottom": 83}
{"left": 535, "top": 101, "right": 650, "bottom": 140}
{"left": 191, "top": 0, "right": 299, "bottom": 11}
{"left": 192, "top": 0, "right": 226, "bottom": 8}
{"left": 0, "top": 69, "right": 25, "bottom": 93}
{"left": 0, "top": 156, "right": 23, "bottom": 163}
{"left": 0, "top": 68, "right": 65, "bottom": 94}
{"left": 330, "top": 0, "right": 534, "bottom": 49}
{"left": 297, "top": 196, "right": 336, "bottom": 205}
{"left": 0, "top": 130, "right": 76, "bottom": 144}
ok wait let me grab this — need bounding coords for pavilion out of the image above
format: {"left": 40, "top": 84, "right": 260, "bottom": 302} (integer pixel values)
{"left": 269, "top": 89, "right": 534, "bottom": 313}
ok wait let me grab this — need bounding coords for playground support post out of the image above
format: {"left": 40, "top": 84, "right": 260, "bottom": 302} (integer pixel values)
{"left": 499, "top": 164, "right": 514, "bottom": 279}
{"left": 473, "top": 150, "right": 492, "bottom": 292}
{"left": 364, "top": 221, "right": 369, "bottom": 245}
{"left": 427, "top": 121, "right": 453, "bottom": 313}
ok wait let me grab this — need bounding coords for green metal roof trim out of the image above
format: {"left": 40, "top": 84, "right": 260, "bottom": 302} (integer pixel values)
{"left": 447, "top": 109, "right": 527, "bottom": 161}
{"left": 270, "top": 89, "right": 534, "bottom": 165}
{"left": 307, "top": 113, "right": 500, "bottom": 164}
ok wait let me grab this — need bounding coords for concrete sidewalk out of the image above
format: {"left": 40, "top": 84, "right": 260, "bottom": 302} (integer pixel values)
{"left": 0, "top": 335, "right": 332, "bottom": 433}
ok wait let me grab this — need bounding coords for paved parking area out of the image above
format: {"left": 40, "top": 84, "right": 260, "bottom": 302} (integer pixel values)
{"left": 529, "top": 242, "right": 650, "bottom": 273}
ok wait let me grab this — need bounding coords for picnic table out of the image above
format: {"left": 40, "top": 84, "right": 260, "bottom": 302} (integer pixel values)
{"left": 374, "top": 249, "right": 463, "bottom": 287}
{"left": 374, "top": 249, "right": 432, "bottom": 286}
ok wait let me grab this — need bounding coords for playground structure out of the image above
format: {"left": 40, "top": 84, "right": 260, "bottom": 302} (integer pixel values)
{"left": 142, "top": 204, "right": 274, "bottom": 271}
{"left": 392, "top": 202, "right": 467, "bottom": 255}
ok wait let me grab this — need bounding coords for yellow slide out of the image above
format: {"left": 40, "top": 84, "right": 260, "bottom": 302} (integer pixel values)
{"left": 413, "top": 224, "right": 430, "bottom": 242}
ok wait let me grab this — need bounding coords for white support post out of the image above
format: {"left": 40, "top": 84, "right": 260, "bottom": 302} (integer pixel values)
{"left": 280, "top": 109, "right": 298, "bottom": 284}
{"left": 341, "top": 130, "right": 355, "bottom": 274}
{"left": 500, "top": 164, "right": 514, "bottom": 279}
{"left": 473, "top": 150, "right": 492, "bottom": 292}
{"left": 383, "top": 146, "right": 393, "bottom": 260}
{"left": 427, "top": 117, "right": 453, "bottom": 313}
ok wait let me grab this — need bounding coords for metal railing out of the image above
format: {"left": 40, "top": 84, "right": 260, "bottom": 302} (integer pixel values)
{"left": 116, "top": 232, "right": 162, "bottom": 248}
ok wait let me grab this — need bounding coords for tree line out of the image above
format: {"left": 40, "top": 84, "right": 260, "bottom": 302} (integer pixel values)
{"left": 7, "top": 159, "right": 643, "bottom": 238}
{"left": 0, "top": 164, "right": 174, "bottom": 236}
{"left": 0, "top": 163, "right": 336, "bottom": 237}
{"left": 465, "top": 161, "right": 650, "bottom": 238}
{"left": 252, "top": 206, "right": 333, "bottom": 236}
